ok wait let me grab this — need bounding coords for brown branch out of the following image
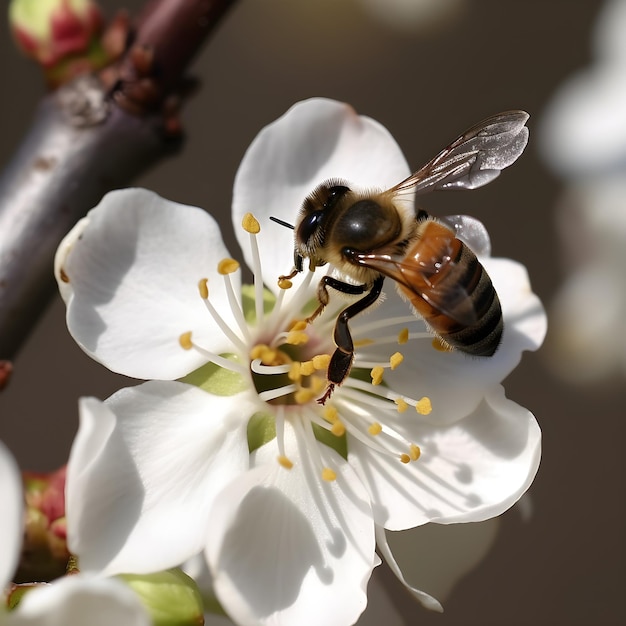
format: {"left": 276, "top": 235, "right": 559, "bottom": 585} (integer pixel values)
{"left": 0, "top": 0, "right": 238, "bottom": 362}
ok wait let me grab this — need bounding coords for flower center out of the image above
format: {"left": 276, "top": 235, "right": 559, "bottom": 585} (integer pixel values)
{"left": 179, "top": 212, "right": 435, "bottom": 480}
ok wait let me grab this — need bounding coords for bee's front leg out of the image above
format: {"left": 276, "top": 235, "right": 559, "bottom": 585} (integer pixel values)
{"left": 318, "top": 275, "right": 385, "bottom": 404}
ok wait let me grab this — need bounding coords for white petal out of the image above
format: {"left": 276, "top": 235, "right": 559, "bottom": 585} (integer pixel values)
{"left": 206, "top": 421, "right": 377, "bottom": 626}
{"left": 352, "top": 257, "right": 546, "bottom": 425}
{"left": 374, "top": 525, "right": 443, "bottom": 612}
{"left": 58, "top": 188, "right": 239, "bottom": 380}
{"left": 347, "top": 386, "right": 541, "bottom": 530}
{"left": 0, "top": 440, "right": 22, "bottom": 588}
{"left": 381, "top": 518, "right": 499, "bottom": 606}
{"left": 67, "top": 382, "right": 251, "bottom": 576}
{"left": 232, "top": 98, "right": 411, "bottom": 286}
{"left": 9, "top": 576, "right": 150, "bottom": 626}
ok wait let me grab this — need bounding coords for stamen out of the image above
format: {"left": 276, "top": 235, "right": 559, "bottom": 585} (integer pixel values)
{"left": 179, "top": 331, "right": 193, "bottom": 350}
{"left": 398, "top": 328, "right": 409, "bottom": 344}
{"left": 288, "top": 361, "right": 301, "bottom": 381}
{"left": 389, "top": 352, "right": 404, "bottom": 370}
{"left": 258, "top": 384, "right": 298, "bottom": 402}
{"left": 355, "top": 315, "right": 417, "bottom": 335}
{"left": 177, "top": 331, "right": 247, "bottom": 374}
{"left": 330, "top": 421, "right": 346, "bottom": 437}
{"left": 368, "top": 422, "right": 382, "bottom": 435}
{"left": 285, "top": 330, "right": 308, "bottom": 345}
{"left": 277, "top": 455, "right": 293, "bottom": 470}
{"left": 242, "top": 214, "right": 266, "bottom": 326}
{"left": 294, "top": 388, "right": 315, "bottom": 404}
{"left": 278, "top": 277, "right": 293, "bottom": 290}
{"left": 323, "top": 405, "right": 339, "bottom": 423}
{"left": 409, "top": 444, "right": 421, "bottom": 461}
{"left": 415, "top": 397, "right": 432, "bottom": 415}
{"left": 220, "top": 264, "right": 251, "bottom": 342}
{"left": 242, "top": 213, "right": 260, "bottom": 234}
{"left": 300, "top": 360, "right": 315, "bottom": 376}
{"left": 199, "top": 281, "right": 247, "bottom": 352}
{"left": 312, "top": 354, "right": 331, "bottom": 370}
{"left": 198, "top": 278, "right": 209, "bottom": 300}
{"left": 250, "top": 359, "right": 292, "bottom": 375}
{"left": 217, "top": 258, "right": 240, "bottom": 275}
{"left": 370, "top": 366, "right": 384, "bottom": 386}
{"left": 394, "top": 397, "right": 409, "bottom": 413}
{"left": 321, "top": 467, "right": 337, "bottom": 482}
{"left": 290, "top": 320, "right": 307, "bottom": 331}
{"left": 400, "top": 454, "right": 411, "bottom": 464}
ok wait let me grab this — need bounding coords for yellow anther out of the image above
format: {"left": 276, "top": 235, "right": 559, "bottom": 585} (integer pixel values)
{"left": 59, "top": 267, "right": 70, "bottom": 283}
{"left": 300, "top": 360, "right": 315, "bottom": 377}
{"left": 312, "top": 354, "right": 331, "bottom": 370}
{"left": 250, "top": 344, "right": 268, "bottom": 360}
{"left": 278, "top": 278, "right": 293, "bottom": 290}
{"left": 277, "top": 455, "right": 293, "bottom": 470}
{"left": 217, "top": 258, "right": 240, "bottom": 275}
{"left": 371, "top": 366, "right": 384, "bottom": 386}
{"left": 394, "top": 397, "right": 409, "bottom": 413}
{"left": 331, "top": 421, "right": 346, "bottom": 437}
{"left": 179, "top": 331, "right": 193, "bottom": 350}
{"left": 368, "top": 422, "right": 382, "bottom": 436}
{"left": 242, "top": 212, "right": 260, "bottom": 234}
{"left": 390, "top": 352, "right": 404, "bottom": 370}
{"left": 290, "top": 320, "right": 308, "bottom": 331}
{"left": 321, "top": 467, "right": 337, "bottom": 482}
{"left": 198, "top": 278, "right": 209, "bottom": 300}
{"left": 286, "top": 331, "right": 309, "bottom": 345}
{"left": 416, "top": 396, "right": 432, "bottom": 415}
{"left": 294, "top": 388, "right": 315, "bottom": 404}
{"left": 409, "top": 444, "right": 421, "bottom": 461}
{"left": 311, "top": 376, "right": 326, "bottom": 393}
{"left": 432, "top": 336, "right": 453, "bottom": 352}
{"left": 397, "top": 328, "right": 409, "bottom": 345}
{"left": 288, "top": 362, "right": 301, "bottom": 382}
{"left": 400, "top": 454, "right": 411, "bottom": 464}
{"left": 323, "top": 406, "right": 339, "bottom": 423}
{"left": 354, "top": 338, "right": 374, "bottom": 347}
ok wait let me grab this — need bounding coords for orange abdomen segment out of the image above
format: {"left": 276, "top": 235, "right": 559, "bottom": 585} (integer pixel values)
{"left": 398, "top": 221, "right": 502, "bottom": 356}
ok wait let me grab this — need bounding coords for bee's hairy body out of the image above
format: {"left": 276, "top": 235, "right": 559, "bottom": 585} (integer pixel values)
{"left": 278, "top": 110, "right": 530, "bottom": 403}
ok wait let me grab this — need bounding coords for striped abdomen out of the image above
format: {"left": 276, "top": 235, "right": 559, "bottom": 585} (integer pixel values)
{"left": 400, "top": 220, "right": 502, "bottom": 356}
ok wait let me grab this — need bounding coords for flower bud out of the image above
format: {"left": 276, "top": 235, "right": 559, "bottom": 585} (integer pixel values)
{"left": 17, "top": 466, "right": 69, "bottom": 583}
{"left": 9, "top": 0, "right": 108, "bottom": 87}
{"left": 118, "top": 569, "right": 205, "bottom": 626}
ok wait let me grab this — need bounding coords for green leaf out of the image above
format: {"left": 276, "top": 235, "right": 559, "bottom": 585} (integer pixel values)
{"left": 313, "top": 422, "right": 348, "bottom": 460}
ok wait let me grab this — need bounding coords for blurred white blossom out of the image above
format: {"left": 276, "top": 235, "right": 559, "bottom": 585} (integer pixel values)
{"left": 540, "top": 0, "right": 626, "bottom": 381}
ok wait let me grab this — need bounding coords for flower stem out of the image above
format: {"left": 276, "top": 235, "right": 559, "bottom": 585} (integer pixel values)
{"left": 0, "top": 0, "right": 238, "bottom": 361}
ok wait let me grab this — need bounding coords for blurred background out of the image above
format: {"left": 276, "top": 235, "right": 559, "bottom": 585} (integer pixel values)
{"left": 0, "top": 0, "right": 624, "bottom": 624}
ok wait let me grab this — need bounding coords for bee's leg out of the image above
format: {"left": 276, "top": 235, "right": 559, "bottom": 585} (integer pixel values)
{"left": 306, "top": 276, "right": 368, "bottom": 324}
{"left": 318, "top": 275, "right": 385, "bottom": 405}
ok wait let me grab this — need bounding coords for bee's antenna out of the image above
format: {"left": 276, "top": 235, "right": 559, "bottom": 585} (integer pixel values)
{"left": 269, "top": 216, "right": 294, "bottom": 230}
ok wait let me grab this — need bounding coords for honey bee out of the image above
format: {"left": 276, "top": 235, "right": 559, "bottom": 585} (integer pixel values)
{"left": 275, "top": 111, "right": 529, "bottom": 404}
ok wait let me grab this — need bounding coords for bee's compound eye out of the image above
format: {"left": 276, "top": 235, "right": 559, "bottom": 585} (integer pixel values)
{"left": 297, "top": 210, "right": 324, "bottom": 245}
{"left": 324, "top": 185, "right": 350, "bottom": 209}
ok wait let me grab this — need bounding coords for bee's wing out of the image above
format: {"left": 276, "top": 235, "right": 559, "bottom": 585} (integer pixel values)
{"left": 351, "top": 251, "right": 478, "bottom": 326}
{"left": 391, "top": 111, "right": 529, "bottom": 196}
{"left": 438, "top": 215, "right": 491, "bottom": 257}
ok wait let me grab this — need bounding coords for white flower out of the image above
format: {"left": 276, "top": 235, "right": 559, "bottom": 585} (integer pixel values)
{"left": 58, "top": 99, "right": 545, "bottom": 625}
{"left": 0, "top": 440, "right": 150, "bottom": 626}
{"left": 539, "top": 0, "right": 626, "bottom": 380}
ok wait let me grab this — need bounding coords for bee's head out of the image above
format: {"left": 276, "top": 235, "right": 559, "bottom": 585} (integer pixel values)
{"left": 294, "top": 180, "right": 351, "bottom": 270}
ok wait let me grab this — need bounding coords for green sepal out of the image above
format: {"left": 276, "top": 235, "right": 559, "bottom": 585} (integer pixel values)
{"left": 179, "top": 354, "right": 247, "bottom": 396}
{"left": 313, "top": 422, "right": 348, "bottom": 460}
{"left": 247, "top": 412, "right": 276, "bottom": 453}
{"left": 117, "top": 569, "right": 204, "bottom": 626}
{"left": 241, "top": 284, "right": 276, "bottom": 324}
